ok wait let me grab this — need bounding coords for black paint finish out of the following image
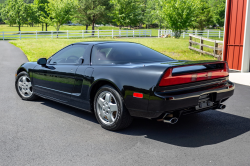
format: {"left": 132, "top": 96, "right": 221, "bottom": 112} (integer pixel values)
{"left": 16, "top": 41, "right": 235, "bottom": 119}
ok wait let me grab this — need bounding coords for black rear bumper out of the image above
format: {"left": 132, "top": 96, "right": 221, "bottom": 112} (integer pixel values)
{"left": 129, "top": 78, "right": 234, "bottom": 118}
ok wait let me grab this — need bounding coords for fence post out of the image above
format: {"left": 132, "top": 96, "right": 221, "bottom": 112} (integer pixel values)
{"left": 119, "top": 29, "right": 121, "bottom": 37}
{"left": 214, "top": 41, "right": 219, "bottom": 60}
{"left": 200, "top": 37, "right": 203, "bottom": 54}
{"left": 219, "top": 30, "right": 221, "bottom": 38}
{"left": 207, "top": 30, "right": 209, "bottom": 38}
{"left": 150, "top": 30, "right": 152, "bottom": 37}
{"left": 133, "top": 29, "right": 134, "bottom": 37}
{"left": 67, "top": 30, "right": 69, "bottom": 39}
{"left": 112, "top": 29, "right": 113, "bottom": 38}
{"left": 183, "top": 32, "right": 185, "bottom": 38}
{"left": 51, "top": 31, "right": 53, "bottom": 39}
{"left": 19, "top": 31, "right": 21, "bottom": 40}
{"left": 189, "top": 35, "right": 192, "bottom": 47}
{"left": 3, "top": 31, "right": 4, "bottom": 40}
{"left": 195, "top": 30, "right": 197, "bottom": 36}
{"left": 82, "top": 30, "right": 84, "bottom": 38}
{"left": 36, "top": 30, "right": 37, "bottom": 39}
{"left": 98, "top": 29, "right": 99, "bottom": 38}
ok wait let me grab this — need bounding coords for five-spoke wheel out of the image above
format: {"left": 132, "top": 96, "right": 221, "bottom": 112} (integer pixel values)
{"left": 96, "top": 91, "right": 118, "bottom": 125}
{"left": 94, "top": 85, "right": 133, "bottom": 131}
{"left": 17, "top": 76, "right": 33, "bottom": 98}
{"left": 15, "top": 71, "right": 38, "bottom": 100}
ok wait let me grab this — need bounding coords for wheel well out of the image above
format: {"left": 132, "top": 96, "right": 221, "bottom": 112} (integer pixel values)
{"left": 89, "top": 80, "right": 121, "bottom": 112}
{"left": 17, "top": 68, "right": 27, "bottom": 75}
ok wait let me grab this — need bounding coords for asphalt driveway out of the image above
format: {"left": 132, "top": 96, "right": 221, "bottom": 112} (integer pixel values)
{"left": 0, "top": 41, "right": 250, "bottom": 166}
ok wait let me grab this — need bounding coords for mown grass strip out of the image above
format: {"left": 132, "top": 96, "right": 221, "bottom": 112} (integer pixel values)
{"left": 9, "top": 38, "right": 217, "bottom": 62}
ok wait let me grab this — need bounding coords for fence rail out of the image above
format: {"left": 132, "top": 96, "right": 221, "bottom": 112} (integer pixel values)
{"left": 0, "top": 29, "right": 152, "bottom": 40}
{"left": 158, "top": 30, "right": 224, "bottom": 38}
{"left": 188, "top": 34, "right": 224, "bottom": 59}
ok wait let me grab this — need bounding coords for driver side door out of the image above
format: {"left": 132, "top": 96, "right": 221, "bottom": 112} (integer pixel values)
{"left": 33, "top": 44, "right": 88, "bottom": 102}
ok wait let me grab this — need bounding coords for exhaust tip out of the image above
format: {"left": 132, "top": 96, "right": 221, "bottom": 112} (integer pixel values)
{"left": 218, "top": 104, "right": 226, "bottom": 110}
{"left": 164, "top": 117, "right": 178, "bottom": 124}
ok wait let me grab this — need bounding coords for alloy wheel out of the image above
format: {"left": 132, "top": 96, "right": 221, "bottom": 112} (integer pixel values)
{"left": 17, "top": 76, "right": 33, "bottom": 98}
{"left": 96, "top": 91, "right": 118, "bottom": 125}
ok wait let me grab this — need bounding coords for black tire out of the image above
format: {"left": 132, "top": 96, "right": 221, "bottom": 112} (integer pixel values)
{"left": 93, "top": 85, "right": 133, "bottom": 131}
{"left": 15, "top": 71, "right": 38, "bottom": 101}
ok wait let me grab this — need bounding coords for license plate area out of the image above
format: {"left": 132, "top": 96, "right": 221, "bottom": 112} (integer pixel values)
{"left": 195, "top": 93, "right": 215, "bottom": 110}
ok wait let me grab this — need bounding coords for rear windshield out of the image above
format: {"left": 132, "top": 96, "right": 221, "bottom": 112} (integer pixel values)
{"left": 91, "top": 43, "right": 173, "bottom": 64}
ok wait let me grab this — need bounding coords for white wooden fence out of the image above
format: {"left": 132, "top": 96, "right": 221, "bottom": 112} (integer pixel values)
{"left": 158, "top": 30, "right": 224, "bottom": 38}
{"left": 0, "top": 29, "right": 152, "bottom": 40}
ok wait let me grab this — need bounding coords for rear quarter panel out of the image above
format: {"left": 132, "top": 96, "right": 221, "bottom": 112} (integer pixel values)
{"left": 91, "top": 65, "right": 166, "bottom": 112}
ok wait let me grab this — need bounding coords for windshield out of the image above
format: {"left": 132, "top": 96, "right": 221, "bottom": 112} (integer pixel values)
{"left": 91, "top": 43, "right": 173, "bottom": 65}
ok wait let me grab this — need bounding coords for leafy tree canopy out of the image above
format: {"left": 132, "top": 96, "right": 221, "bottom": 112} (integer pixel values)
{"left": 164, "top": 0, "right": 200, "bottom": 38}
{"left": 76, "top": 0, "right": 111, "bottom": 34}
{"left": 43, "top": 0, "right": 77, "bottom": 32}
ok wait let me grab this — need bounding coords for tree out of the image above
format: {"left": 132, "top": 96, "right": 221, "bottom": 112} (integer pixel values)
{"left": 26, "top": 3, "right": 40, "bottom": 27}
{"left": 153, "top": 0, "right": 167, "bottom": 30}
{"left": 208, "top": 0, "right": 226, "bottom": 28}
{"left": 77, "top": 0, "right": 111, "bottom": 35}
{"left": 214, "top": 0, "right": 226, "bottom": 28}
{"left": 1, "top": 0, "right": 27, "bottom": 31}
{"left": 43, "top": 0, "right": 76, "bottom": 36}
{"left": 143, "top": 0, "right": 156, "bottom": 29}
{"left": 109, "top": 0, "right": 142, "bottom": 29}
{"left": 194, "top": 0, "right": 214, "bottom": 30}
{"left": 34, "top": 0, "right": 49, "bottom": 31}
{"left": 24, "top": 0, "right": 34, "bottom": 3}
{"left": 163, "top": 0, "right": 199, "bottom": 38}
{"left": 0, "top": 4, "right": 4, "bottom": 23}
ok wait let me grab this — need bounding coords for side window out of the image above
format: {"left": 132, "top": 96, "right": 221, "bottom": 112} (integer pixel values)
{"left": 50, "top": 45, "right": 88, "bottom": 64}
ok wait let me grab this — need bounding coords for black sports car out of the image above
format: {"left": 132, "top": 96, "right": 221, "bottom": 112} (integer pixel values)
{"left": 15, "top": 41, "right": 235, "bottom": 130}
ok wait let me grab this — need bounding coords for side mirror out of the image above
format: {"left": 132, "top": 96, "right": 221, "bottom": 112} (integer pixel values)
{"left": 37, "top": 58, "right": 47, "bottom": 65}
{"left": 79, "top": 58, "right": 84, "bottom": 64}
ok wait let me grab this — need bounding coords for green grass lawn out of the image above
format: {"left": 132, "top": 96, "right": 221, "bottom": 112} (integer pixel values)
{"left": 9, "top": 37, "right": 217, "bottom": 62}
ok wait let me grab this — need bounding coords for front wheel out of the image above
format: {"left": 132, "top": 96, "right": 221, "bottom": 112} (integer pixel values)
{"left": 15, "top": 71, "right": 38, "bottom": 101}
{"left": 94, "top": 85, "right": 133, "bottom": 131}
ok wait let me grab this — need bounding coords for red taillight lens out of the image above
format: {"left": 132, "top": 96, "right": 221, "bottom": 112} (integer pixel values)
{"left": 133, "top": 92, "right": 143, "bottom": 98}
{"left": 159, "top": 63, "right": 229, "bottom": 87}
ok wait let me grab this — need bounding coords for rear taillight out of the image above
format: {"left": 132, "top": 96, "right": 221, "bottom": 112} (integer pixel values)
{"left": 159, "top": 63, "right": 229, "bottom": 87}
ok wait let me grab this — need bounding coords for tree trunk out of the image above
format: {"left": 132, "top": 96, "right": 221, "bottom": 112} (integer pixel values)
{"left": 19, "top": 24, "right": 21, "bottom": 31}
{"left": 42, "top": 23, "right": 44, "bottom": 31}
{"left": 92, "top": 22, "right": 95, "bottom": 36}
{"left": 85, "top": 24, "right": 88, "bottom": 33}
{"left": 46, "top": 23, "right": 48, "bottom": 31}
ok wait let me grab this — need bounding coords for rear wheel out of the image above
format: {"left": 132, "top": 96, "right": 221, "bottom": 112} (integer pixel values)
{"left": 15, "top": 71, "right": 38, "bottom": 101}
{"left": 94, "top": 85, "right": 133, "bottom": 131}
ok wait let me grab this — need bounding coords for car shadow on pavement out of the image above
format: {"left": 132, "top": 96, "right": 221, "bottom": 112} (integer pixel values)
{"left": 118, "top": 110, "right": 250, "bottom": 147}
{"left": 39, "top": 99, "right": 98, "bottom": 124}
{"left": 36, "top": 83, "right": 250, "bottom": 148}
{"left": 39, "top": 97, "right": 250, "bottom": 148}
